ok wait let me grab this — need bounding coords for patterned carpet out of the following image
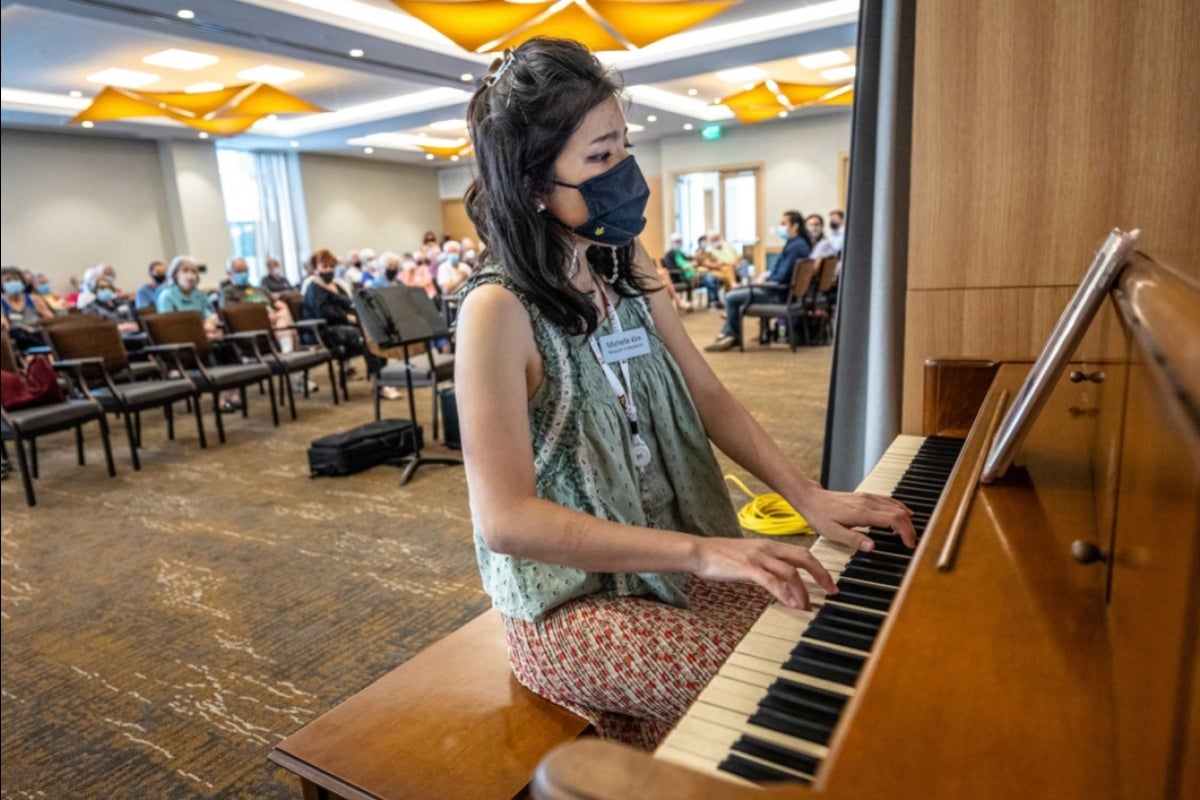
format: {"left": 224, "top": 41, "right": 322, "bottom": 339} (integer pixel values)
{"left": 0, "top": 309, "right": 832, "bottom": 799}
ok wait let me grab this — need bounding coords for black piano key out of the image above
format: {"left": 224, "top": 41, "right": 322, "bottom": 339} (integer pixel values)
{"left": 841, "top": 562, "right": 903, "bottom": 587}
{"left": 784, "top": 643, "right": 865, "bottom": 686}
{"left": 749, "top": 706, "right": 834, "bottom": 746}
{"left": 731, "top": 735, "right": 819, "bottom": 779}
{"left": 849, "top": 552, "right": 909, "bottom": 575}
{"left": 819, "top": 604, "right": 886, "bottom": 633}
{"left": 835, "top": 580, "right": 897, "bottom": 602}
{"left": 866, "top": 532, "right": 917, "bottom": 556}
{"left": 803, "top": 620, "right": 878, "bottom": 651}
{"left": 825, "top": 586, "right": 892, "bottom": 613}
{"left": 767, "top": 678, "right": 847, "bottom": 717}
{"left": 718, "top": 753, "right": 805, "bottom": 784}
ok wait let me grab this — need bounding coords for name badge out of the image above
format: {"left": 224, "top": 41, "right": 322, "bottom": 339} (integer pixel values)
{"left": 598, "top": 327, "right": 652, "bottom": 363}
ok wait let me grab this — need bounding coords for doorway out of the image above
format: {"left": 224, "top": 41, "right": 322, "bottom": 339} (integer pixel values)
{"left": 672, "top": 164, "right": 764, "bottom": 272}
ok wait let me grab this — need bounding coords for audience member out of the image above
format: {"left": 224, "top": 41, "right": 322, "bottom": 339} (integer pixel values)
{"left": 135, "top": 260, "right": 168, "bottom": 309}
{"left": 828, "top": 209, "right": 845, "bottom": 254}
{"left": 303, "top": 248, "right": 379, "bottom": 376}
{"left": 421, "top": 230, "right": 438, "bottom": 248}
{"left": 34, "top": 273, "right": 66, "bottom": 313}
{"left": 261, "top": 258, "right": 294, "bottom": 295}
{"left": 705, "top": 210, "right": 811, "bottom": 352}
{"left": 2, "top": 266, "right": 54, "bottom": 351}
{"left": 806, "top": 214, "right": 838, "bottom": 259}
{"left": 219, "top": 257, "right": 300, "bottom": 353}
{"left": 156, "top": 256, "right": 218, "bottom": 334}
{"left": 436, "top": 241, "right": 471, "bottom": 295}
{"left": 82, "top": 274, "right": 139, "bottom": 333}
{"left": 402, "top": 257, "right": 437, "bottom": 299}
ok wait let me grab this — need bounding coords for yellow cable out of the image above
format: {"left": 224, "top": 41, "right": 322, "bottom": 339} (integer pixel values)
{"left": 724, "top": 475, "right": 815, "bottom": 536}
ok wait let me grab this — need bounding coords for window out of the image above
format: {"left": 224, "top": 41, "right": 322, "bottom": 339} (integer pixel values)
{"left": 216, "top": 148, "right": 260, "bottom": 274}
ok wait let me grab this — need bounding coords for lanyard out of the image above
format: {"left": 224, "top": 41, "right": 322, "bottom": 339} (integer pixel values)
{"left": 587, "top": 289, "right": 653, "bottom": 471}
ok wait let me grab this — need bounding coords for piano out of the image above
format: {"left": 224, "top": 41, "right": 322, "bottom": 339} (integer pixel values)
{"left": 531, "top": 253, "right": 1200, "bottom": 800}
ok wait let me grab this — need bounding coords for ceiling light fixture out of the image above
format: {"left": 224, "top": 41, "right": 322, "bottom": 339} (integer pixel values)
{"left": 81, "top": 121, "right": 95, "bottom": 128}
{"left": 236, "top": 65, "right": 305, "bottom": 85}
{"left": 624, "top": 85, "right": 733, "bottom": 121}
{"left": 176, "top": 9, "right": 195, "bottom": 19}
{"left": 798, "top": 49, "right": 852, "bottom": 70}
{"left": 460, "top": 73, "right": 474, "bottom": 82}
{"left": 429, "top": 118, "right": 467, "bottom": 131}
{"left": 450, "top": 155, "right": 460, "bottom": 161}
{"left": 625, "top": 123, "right": 644, "bottom": 133}
{"left": 86, "top": 68, "right": 160, "bottom": 89}
{"left": 184, "top": 82, "right": 225, "bottom": 94}
{"left": 349, "top": 49, "right": 365, "bottom": 58}
{"left": 364, "top": 146, "right": 374, "bottom": 153}
{"left": 683, "top": 123, "right": 694, "bottom": 130}
{"left": 820, "top": 65, "right": 857, "bottom": 82}
{"left": 716, "top": 66, "right": 768, "bottom": 84}
{"left": 686, "top": 88, "right": 699, "bottom": 96}
{"left": 142, "top": 48, "right": 220, "bottom": 71}
{"left": 425, "top": 153, "right": 435, "bottom": 160}
{"left": 70, "top": 83, "right": 327, "bottom": 136}
{"left": 198, "top": 131, "right": 210, "bottom": 138}
{"left": 392, "top": 0, "right": 739, "bottom": 53}
{"left": 290, "top": 140, "right": 300, "bottom": 147}
{"left": 646, "top": 115, "right": 657, "bottom": 122}
{"left": 69, "top": 90, "right": 83, "bottom": 98}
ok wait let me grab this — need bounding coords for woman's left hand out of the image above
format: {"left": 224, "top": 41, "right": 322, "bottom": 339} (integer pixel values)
{"left": 798, "top": 489, "right": 916, "bottom": 553}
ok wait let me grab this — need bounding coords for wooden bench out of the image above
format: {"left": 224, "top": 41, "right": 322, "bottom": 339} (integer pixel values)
{"left": 269, "top": 609, "right": 589, "bottom": 800}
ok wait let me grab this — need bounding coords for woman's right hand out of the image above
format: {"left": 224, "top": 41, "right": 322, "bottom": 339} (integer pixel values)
{"left": 691, "top": 537, "right": 837, "bottom": 610}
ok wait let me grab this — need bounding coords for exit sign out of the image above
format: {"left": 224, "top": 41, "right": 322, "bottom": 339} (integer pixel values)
{"left": 701, "top": 124, "right": 722, "bottom": 140}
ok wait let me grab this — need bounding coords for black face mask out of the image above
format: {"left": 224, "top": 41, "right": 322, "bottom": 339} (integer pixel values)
{"left": 830, "top": 221, "right": 841, "bottom": 232}
{"left": 553, "top": 155, "right": 649, "bottom": 247}
{"left": 384, "top": 268, "right": 399, "bottom": 281}
{"left": 318, "top": 271, "right": 335, "bottom": 283}
{"left": 152, "top": 273, "right": 166, "bottom": 285}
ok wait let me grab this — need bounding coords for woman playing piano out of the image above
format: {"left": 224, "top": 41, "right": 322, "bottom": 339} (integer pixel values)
{"left": 454, "top": 38, "right": 915, "bottom": 750}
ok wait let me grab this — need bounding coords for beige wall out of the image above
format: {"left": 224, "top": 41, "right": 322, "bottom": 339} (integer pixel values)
{"left": 301, "top": 153, "right": 442, "bottom": 257}
{"left": 157, "top": 140, "right": 229, "bottom": 272}
{"left": 0, "top": 129, "right": 173, "bottom": 291}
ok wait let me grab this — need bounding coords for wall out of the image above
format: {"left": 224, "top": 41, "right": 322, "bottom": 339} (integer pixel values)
{"left": 0, "top": 129, "right": 173, "bottom": 289}
{"left": 902, "top": 0, "right": 1200, "bottom": 432}
{"left": 157, "top": 139, "right": 230, "bottom": 271}
{"left": 301, "top": 153, "right": 441, "bottom": 256}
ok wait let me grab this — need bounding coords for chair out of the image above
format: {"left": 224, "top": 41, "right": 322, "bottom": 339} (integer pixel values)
{"left": 288, "top": 288, "right": 353, "bottom": 402}
{"left": 219, "top": 302, "right": 339, "bottom": 420}
{"left": 43, "top": 319, "right": 205, "bottom": 471}
{"left": 804, "top": 256, "right": 841, "bottom": 345}
{"left": 141, "top": 311, "right": 278, "bottom": 443}
{"left": 740, "top": 258, "right": 820, "bottom": 352}
{"left": 1, "top": 334, "right": 117, "bottom": 507}
{"left": 42, "top": 315, "right": 160, "bottom": 381}
{"left": 362, "top": 326, "right": 454, "bottom": 437}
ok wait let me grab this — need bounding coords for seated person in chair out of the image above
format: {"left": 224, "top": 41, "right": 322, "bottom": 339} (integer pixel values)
{"left": 1, "top": 266, "right": 54, "bottom": 351}
{"left": 705, "top": 210, "right": 810, "bottom": 352}
{"left": 304, "top": 248, "right": 383, "bottom": 378}
{"left": 82, "top": 275, "right": 139, "bottom": 334}
{"left": 220, "top": 257, "right": 298, "bottom": 353}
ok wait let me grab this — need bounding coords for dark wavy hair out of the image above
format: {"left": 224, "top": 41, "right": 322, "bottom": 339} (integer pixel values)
{"left": 465, "top": 37, "right": 656, "bottom": 337}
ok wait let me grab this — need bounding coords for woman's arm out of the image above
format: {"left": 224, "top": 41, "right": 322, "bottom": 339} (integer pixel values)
{"left": 632, "top": 241, "right": 915, "bottom": 553}
{"left": 455, "top": 283, "right": 836, "bottom": 609}
{"left": 31, "top": 293, "right": 54, "bottom": 321}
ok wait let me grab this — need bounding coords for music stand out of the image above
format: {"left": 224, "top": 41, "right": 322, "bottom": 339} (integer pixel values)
{"left": 354, "top": 285, "right": 462, "bottom": 486}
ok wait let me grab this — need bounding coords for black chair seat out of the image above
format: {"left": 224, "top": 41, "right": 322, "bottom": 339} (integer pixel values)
{"left": 1, "top": 399, "right": 104, "bottom": 437}
{"left": 126, "top": 362, "right": 161, "bottom": 381}
{"left": 186, "top": 364, "right": 270, "bottom": 390}
{"left": 378, "top": 353, "right": 455, "bottom": 387}
{"left": 743, "top": 303, "right": 799, "bottom": 318}
{"left": 276, "top": 349, "right": 331, "bottom": 371}
{"left": 92, "top": 379, "right": 196, "bottom": 411}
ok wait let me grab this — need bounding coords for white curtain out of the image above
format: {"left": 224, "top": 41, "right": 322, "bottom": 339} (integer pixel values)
{"left": 253, "top": 151, "right": 310, "bottom": 284}
{"left": 821, "top": 0, "right": 917, "bottom": 490}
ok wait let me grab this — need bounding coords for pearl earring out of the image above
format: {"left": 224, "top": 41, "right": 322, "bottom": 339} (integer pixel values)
{"left": 536, "top": 201, "right": 546, "bottom": 212}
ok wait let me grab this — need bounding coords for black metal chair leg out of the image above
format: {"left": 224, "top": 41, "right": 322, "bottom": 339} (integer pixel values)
{"left": 165, "top": 403, "right": 175, "bottom": 440}
{"left": 374, "top": 384, "right": 382, "bottom": 421}
{"left": 283, "top": 373, "right": 297, "bottom": 420}
{"left": 123, "top": 412, "right": 141, "bottom": 471}
{"left": 98, "top": 414, "right": 116, "bottom": 477}
{"left": 432, "top": 390, "right": 440, "bottom": 442}
{"left": 30, "top": 437, "right": 38, "bottom": 478}
{"left": 12, "top": 434, "right": 36, "bottom": 507}
{"left": 212, "top": 392, "right": 226, "bottom": 444}
{"left": 240, "top": 386, "right": 248, "bottom": 417}
{"left": 301, "top": 370, "right": 310, "bottom": 399}
{"left": 191, "top": 394, "right": 208, "bottom": 449}
{"left": 134, "top": 411, "right": 142, "bottom": 448}
{"left": 76, "top": 425, "right": 86, "bottom": 466}
{"left": 329, "top": 361, "right": 341, "bottom": 405}
{"left": 266, "top": 376, "right": 280, "bottom": 426}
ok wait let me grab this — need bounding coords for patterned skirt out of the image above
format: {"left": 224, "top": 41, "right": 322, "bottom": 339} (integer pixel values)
{"left": 502, "top": 577, "right": 773, "bottom": 751}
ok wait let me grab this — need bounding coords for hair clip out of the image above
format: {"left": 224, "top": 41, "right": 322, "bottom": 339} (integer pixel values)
{"left": 484, "top": 48, "right": 517, "bottom": 87}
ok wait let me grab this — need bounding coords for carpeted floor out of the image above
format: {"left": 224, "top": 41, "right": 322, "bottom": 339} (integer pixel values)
{"left": 0, "top": 309, "right": 832, "bottom": 799}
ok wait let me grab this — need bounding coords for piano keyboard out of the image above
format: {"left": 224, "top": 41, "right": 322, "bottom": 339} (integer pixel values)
{"left": 655, "top": 434, "right": 965, "bottom": 786}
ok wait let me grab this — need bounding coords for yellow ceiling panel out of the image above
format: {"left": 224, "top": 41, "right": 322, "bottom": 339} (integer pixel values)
{"left": 589, "top": 1, "right": 738, "bottom": 48}
{"left": 391, "top": 1, "right": 547, "bottom": 52}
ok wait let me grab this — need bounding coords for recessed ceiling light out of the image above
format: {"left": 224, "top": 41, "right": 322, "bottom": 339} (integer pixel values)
{"left": 364, "top": 147, "right": 374, "bottom": 154}
{"left": 798, "top": 49, "right": 851, "bottom": 70}
{"left": 715, "top": 66, "right": 767, "bottom": 84}
{"left": 686, "top": 88, "right": 698, "bottom": 96}
{"left": 176, "top": 9, "right": 195, "bottom": 20}
{"left": 143, "top": 48, "right": 219, "bottom": 71}
{"left": 626, "top": 123, "right": 645, "bottom": 133}
{"left": 184, "top": 82, "right": 224, "bottom": 94}
{"left": 81, "top": 121, "right": 95, "bottom": 128}
{"left": 69, "top": 90, "right": 83, "bottom": 98}
{"left": 198, "top": 132, "right": 210, "bottom": 139}
{"left": 237, "top": 65, "right": 305, "bottom": 85}
{"left": 429, "top": 118, "right": 467, "bottom": 131}
{"left": 743, "top": 82, "right": 755, "bottom": 90}
{"left": 290, "top": 140, "right": 300, "bottom": 148}
{"left": 683, "top": 123, "right": 694, "bottom": 130}
{"left": 820, "top": 65, "right": 857, "bottom": 82}
{"left": 86, "top": 68, "right": 160, "bottom": 88}
{"left": 349, "top": 49, "right": 364, "bottom": 58}
{"left": 425, "top": 153, "right": 435, "bottom": 160}
{"left": 646, "top": 115, "right": 657, "bottom": 122}
{"left": 460, "top": 73, "right": 473, "bottom": 82}
{"left": 778, "top": 111, "right": 789, "bottom": 118}
{"left": 450, "top": 155, "right": 460, "bottom": 162}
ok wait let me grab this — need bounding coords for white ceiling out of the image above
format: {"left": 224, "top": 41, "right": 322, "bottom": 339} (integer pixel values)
{"left": 0, "top": 0, "right": 859, "bottom": 165}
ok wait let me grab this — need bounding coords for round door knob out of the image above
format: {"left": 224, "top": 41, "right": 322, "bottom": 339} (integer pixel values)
{"left": 1071, "top": 540, "right": 1107, "bottom": 564}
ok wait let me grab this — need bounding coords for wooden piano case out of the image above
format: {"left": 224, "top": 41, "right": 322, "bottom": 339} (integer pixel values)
{"left": 531, "top": 256, "right": 1200, "bottom": 800}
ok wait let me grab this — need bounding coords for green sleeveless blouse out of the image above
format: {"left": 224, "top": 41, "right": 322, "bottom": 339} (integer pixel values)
{"left": 462, "top": 267, "right": 743, "bottom": 622}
